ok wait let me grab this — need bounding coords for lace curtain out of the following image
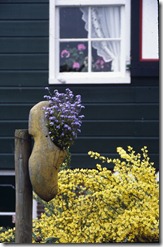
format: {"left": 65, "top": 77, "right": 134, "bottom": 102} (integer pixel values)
{"left": 80, "top": 6, "right": 121, "bottom": 71}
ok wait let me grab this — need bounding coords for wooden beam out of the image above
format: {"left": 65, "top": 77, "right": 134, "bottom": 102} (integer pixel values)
{"left": 15, "top": 129, "right": 32, "bottom": 243}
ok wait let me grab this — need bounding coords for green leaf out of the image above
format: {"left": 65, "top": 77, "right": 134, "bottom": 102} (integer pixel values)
{"left": 45, "top": 237, "right": 60, "bottom": 243}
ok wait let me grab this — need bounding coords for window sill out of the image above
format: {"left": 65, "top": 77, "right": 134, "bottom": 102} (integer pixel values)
{"left": 49, "top": 71, "right": 131, "bottom": 84}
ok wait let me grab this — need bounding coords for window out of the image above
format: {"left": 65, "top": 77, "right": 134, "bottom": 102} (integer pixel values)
{"left": 49, "top": 0, "right": 131, "bottom": 84}
{"left": 0, "top": 171, "right": 38, "bottom": 228}
{"left": 0, "top": 171, "right": 15, "bottom": 228}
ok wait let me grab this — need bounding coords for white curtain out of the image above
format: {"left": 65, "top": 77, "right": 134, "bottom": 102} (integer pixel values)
{"left": 80, "top": 7, "right": 121, "bottom": 71}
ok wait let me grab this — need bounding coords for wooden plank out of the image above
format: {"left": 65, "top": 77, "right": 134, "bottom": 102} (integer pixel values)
{"left": 80, "top": 121, "right": 159, "bottom": 137}
{"left": 0, "top": 71, "right": 48, "bottom": 86}
{"left": 0, "top": 21, "right": 48, "bottom": 37}
{"left": 0, "top": 38, "right": 48, "bottom": 53}
{"left": 0, "top": 54, "right": 48, "bottom": 70}
{"left": 0, "top": 104, "right": 33, "bottom": 120}
{"left": 0, "top": 88, "right": 45, "bottom": 103}
{"left": 1, "top": 137, "right": 159, "bottom": 154}
{"left": 0, "top": 155, "right": 14, "bottom": 169}
{"left": 0, "top": 4, "right": 48, "bottom": 20}
{"left": 0, "top": 103, "right": 159, "bottom": 120}
{"left": 0, "top": 152, "right": 159, "bottom": 170}
{"left": 70, "top": 137, "right": 159, "bottom": 153}
{"left": 0, "top": 122, "right": 28, "bottom": 136}
{"left": 70, "top": 154, "right": 159, "bottom": 170}
{"left": 82, "top": 104, "right": 159, "bottom": 120}
{"left": 77, "top": 86, "right": 159, "bottom": 103}
{"left": 0, "top": 72, "right": 159, "bottom": 87}
{"left": 15, "top": 129, "right": 32, "bottom": 243}
{"left": 0, "top": 86, "right": 159, "bottom": 103}
{"left": 0, "top": 120, "right": 159, "bottom": 137}
{"left": 0, "top": 138, "right": 14, "bottom": 152}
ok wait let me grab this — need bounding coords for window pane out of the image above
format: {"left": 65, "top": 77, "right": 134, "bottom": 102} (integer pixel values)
{"left": 92, "top": 41, "right": 120, "bottom": 72}
{"left": 92, "top": 46, "right": 112, "bottom": 72}
{"left": 91, "top": 6, "right": 121, "bottom": 39}
{"left": 60, "top": 7, "right": 88, "bottom": 38}
{"left": 60, "top": 42, "right": 88, "bottom": 72}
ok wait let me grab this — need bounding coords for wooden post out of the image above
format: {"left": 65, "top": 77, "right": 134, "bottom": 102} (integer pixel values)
{"left": 15, "top": 129, "right": 32, "bottom": 243}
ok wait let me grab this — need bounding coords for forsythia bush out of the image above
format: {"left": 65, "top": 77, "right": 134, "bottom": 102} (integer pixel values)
{"left": 0, "top": 146, "right": 159, "bottom": 243}
{"left": 0, "top": 227, "right": 15, "bottom": 243}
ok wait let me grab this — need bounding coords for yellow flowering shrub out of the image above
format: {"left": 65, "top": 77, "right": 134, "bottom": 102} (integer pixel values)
{"left": 0, "top": 146, "right": 159, "bottom": 243}
{"left": 0, "top": 227, "right": 15, "bottom": 243}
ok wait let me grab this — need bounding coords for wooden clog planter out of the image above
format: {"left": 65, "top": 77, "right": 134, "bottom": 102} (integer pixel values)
{"left": 28, "top": 101, "right": 67, "bottom": 202}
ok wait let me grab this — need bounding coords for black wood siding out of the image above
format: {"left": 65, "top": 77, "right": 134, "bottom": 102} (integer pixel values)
{"left": 0, "top": 0, "right": 159, "bottom": 170}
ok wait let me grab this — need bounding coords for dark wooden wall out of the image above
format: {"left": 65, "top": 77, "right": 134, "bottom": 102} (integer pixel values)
{"left": 0, "top": 0, "right": 159, "bottom": 170}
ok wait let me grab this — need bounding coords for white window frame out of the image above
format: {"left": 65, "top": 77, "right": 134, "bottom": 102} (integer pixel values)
{"left": 49, "top": 0, "right": 130, "bottom": 84}
{"left": 0, "top": 171, "right": 15, "bottom": 223}
{"left": 0, "top": 170, "right": 38, "bottom": 220}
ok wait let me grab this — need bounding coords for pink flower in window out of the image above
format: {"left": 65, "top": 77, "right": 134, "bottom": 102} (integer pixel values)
{"left": 61, "top": 49, "right": 70, "bottom": 58}
{"left": 77, "top": 43, "right": 86, "bottom": 51}
{"left": 72, "top": 62, "right": 80, "bottom": 69}
{"left": 95, "top": 58, "right": 105, "bottom": 69}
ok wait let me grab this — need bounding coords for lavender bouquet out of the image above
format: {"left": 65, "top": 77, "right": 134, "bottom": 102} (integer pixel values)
{"left": 43, "top": 88, "right": 85, "bottom": 150}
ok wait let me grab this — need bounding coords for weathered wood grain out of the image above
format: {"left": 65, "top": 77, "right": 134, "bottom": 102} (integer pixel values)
{"left": 15, "top": 129, "right": 32, "bottom": 243}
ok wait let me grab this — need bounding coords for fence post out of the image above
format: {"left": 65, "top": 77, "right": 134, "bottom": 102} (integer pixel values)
{"left": 15, "top": 129, "right": 32, "bottom": 243}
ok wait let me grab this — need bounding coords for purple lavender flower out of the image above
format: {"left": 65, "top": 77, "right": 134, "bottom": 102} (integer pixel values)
{"left": 43, "top": 87, "right": 85, "bottom": 150}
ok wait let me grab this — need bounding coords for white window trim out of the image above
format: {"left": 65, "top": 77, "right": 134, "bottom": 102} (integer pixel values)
{"left": 0, "top": 212, "right": 15, "bottom": 216}
{"left": 0, "top": 170, "right": 15, "bottom": 176}
{"left": 141, "top": 0, "right": 159, "bottom": 60}
{"left": 0, "top": 170, "right": 38, "bottom": 220}
{"left": 49, "top": 0, "right": 131, "bottom": 84}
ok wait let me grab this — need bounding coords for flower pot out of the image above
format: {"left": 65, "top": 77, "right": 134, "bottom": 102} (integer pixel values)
{"left": 28, "top": 101, "right": 67, "bottom": 202}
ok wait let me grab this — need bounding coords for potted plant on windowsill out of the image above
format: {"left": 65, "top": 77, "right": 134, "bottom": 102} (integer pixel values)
{"left": 28, "top": 88, "right": 84, "bottom": 202}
